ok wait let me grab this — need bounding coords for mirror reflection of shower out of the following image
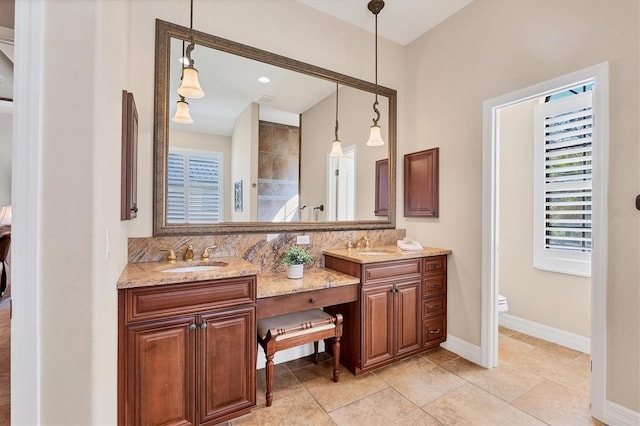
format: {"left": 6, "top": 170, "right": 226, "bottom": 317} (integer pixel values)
{"left": 328, "top": 146, "right": 356, "bottom": 221}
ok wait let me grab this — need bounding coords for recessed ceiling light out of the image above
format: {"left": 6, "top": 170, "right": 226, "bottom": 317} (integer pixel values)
{"left": 258, "top": 76, "right": 271, "bottom": 84}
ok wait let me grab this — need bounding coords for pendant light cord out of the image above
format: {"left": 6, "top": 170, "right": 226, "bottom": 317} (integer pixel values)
{"left": 372, "top": 6, "right": 381, "bottom": 126}
{"left": 335, "top": 83, "right": 340, "bottom": 141}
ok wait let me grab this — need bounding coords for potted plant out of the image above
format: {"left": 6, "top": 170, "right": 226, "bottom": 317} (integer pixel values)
{"left": 281, "top": 246, "right": 313, "bottom": 279}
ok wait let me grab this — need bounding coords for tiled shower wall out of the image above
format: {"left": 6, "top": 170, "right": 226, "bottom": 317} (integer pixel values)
{"left": 128, "top": 229, "right": 406, "bottom": 273}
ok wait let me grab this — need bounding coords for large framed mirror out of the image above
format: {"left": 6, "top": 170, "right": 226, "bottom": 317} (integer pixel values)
{"left": 153, "top": 19, "right": 396, "bottom": 235}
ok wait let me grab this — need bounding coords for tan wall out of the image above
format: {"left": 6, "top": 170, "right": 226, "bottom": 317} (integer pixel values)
{"left": 230, "top": 103, "right": 258, "bottom": 222}
{"left": 499, "top": 98, "right": 591, "bottom": 337}
{"left": 404, "top": 0, "right": 639, "bottom": 412}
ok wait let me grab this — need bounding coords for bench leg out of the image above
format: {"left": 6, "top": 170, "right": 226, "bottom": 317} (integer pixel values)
{"left": 265, "top": 353, "right": 274, "bottom": 407}
{"left": 332, "top": 335, "right": 341, "bottom": 382}
{"left": 313, "top": 341, "right": 319, "bottom": 364}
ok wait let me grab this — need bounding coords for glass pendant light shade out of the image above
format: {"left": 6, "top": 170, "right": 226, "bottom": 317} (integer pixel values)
{"left": 177, "top": 66, "right": 205, "bottom": 99}
{"left": 366, "top": 124, "right": 384, "bottom": 146}
{"left": 330, "top": 139, "right": 344, "bottom": 157}
{"left": 173, "top": 98, "right": 193, "bottom": 124}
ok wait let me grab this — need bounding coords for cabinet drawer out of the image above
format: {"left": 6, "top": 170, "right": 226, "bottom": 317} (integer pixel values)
{"left": 363, "top": 259, "right": 422, "bottom": 284}
{"left": 423, "top": 295, "right": 446, "bottom": 318}
{"left": 423, "top": 275, "right": 446, "bottom": 297}
{"left": 257, "top": 284, "right": 358, "bottom": 319}
{"left": 423, "top": 256, "right": 446, "bottom": 276}
{"left": 124, "top": 277, "right": 256, "bottom": 323}
{"left": 424, "top": 317, "right": 446, "bottom": 344}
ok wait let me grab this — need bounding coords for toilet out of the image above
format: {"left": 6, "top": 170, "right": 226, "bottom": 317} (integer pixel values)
{"left": 497, "top": 294, "right": 509, "bottom": 314}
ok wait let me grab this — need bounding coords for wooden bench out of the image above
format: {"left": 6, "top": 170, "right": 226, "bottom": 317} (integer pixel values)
{"left": 257, "top": 309, "right": 343, "bottom": 407}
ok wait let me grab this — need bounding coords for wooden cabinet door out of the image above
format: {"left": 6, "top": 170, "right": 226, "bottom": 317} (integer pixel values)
{"left": 361, "top": 284, "right": 394, "bottom": 370}
{"left": 125, "top": 316, "right": 196, "bottom": 426}
{"left": 394, "top": 279, "right": 422, "bottom": 357}
{"left": 404, "top": 148, "right": 439, "bottom": 217}
{"left": 199, "top": 307, "right": 256, "bottom": 425}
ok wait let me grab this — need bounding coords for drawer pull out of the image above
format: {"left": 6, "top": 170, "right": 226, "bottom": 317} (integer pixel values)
{"left": 428, "top": 264, "right": 441, "bottom": 270}
{"left": 430, "top": 329, "right": 441, "bottom": 334}
{"left": 200, "top": 322, "right": 207, "bottom": 329}
{"left": 430, "top": 284, "right": 442, "bottom": 289}
{"left": 429, "top": 304, "right": 441, "bottom": 310}
{"left": 309, "top": 298, "right": 317, "bottom": 304}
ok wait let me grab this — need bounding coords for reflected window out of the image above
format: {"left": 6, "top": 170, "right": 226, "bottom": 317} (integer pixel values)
{"left": 168, "top": 149, "right": 223, "bottom": 223}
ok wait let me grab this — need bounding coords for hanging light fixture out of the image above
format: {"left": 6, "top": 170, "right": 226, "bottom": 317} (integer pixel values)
{"left": 177, "top": 0, "right": 205, "bottom": 99}
{"left": 173, "top": 40, "right": 194, "bottom": 124}
{"left": 330, "top": 83, "right": 345, "bottom": 157}
{"left": 366, "top": 0, "right": 385, "bottom": 147}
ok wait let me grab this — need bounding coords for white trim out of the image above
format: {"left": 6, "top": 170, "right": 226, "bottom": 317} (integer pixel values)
{"left": 499, "top": 313, "right": 590, "bottom": 354}
{"left": 605, "top": 400, "right": 640, "bottom": 426}
{"left": 11, "top": 0, "right": 44, "bottom": 424}
{"left": 440, "top": 334, "right": 483, "bottom": 366}
{"left": 482, "top": 62, "right": 609, "bottom": 422}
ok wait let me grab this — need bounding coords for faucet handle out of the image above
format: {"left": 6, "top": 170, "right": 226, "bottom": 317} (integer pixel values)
{"left": 201, "top": 245, "right": 218, "bottom": 259}
{"left": 183, "top": 244, "right": 194, "bottom": 261}
{"left": 160, "top": 248, "right": 177, "bottom": 263}
{"left": 363, "top": 236, "right": 370, "bottom": 249}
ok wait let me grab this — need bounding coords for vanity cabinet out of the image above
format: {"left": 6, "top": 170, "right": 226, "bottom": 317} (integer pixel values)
{"left": 324, "top": 256, "right": 444, "bottom": 375}
{"left": 118, "top": 277, "right": 256, "bottom": 426}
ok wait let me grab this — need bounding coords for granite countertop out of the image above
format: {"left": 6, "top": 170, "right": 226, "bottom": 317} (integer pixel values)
{"left": 257, "top": 268, "right": 359, "bottom": 299}
{"left": 116, "top": 257, "right": 261, "bottom": 289}
{"left": 322, "top": 245, "right": 452, "bottom": 264}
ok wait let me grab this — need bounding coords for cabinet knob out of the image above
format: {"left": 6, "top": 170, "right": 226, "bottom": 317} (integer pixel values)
{"left": 189, "top": 324, "right": 197, "bottom": 331}
{"left": 309, "top": 298, "right": 317, "bottom": 304}
{"left": 200, "top": 322, "right": 207, "bottom": 329}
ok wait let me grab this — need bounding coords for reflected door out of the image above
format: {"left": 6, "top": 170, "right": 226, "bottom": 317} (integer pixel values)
{"left": 328, "top": 147, "right": 355, "bottom": 221}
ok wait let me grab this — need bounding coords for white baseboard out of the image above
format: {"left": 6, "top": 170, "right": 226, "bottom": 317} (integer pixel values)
{"left": 440, "top": 334, "right": 483, "bottom": 365}
{"left": 606, "top": 400, "right": 640, "bottom": 425}
{"left": 256, "top": 341, "right": 324, "bottom": 370}
{"left": 499, "top": 314, "right": 590, "bottom": 354}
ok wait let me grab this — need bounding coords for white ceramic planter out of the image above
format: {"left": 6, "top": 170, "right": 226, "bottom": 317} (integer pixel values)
{"left": 286, "top": 264, "right": 304, "bottom": 279}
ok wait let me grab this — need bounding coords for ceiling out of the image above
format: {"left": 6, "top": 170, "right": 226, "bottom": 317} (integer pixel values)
{"left": 297, "top": 0, "right": 473, "bottom": 46}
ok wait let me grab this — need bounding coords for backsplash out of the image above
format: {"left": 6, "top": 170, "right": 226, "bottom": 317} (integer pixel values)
{"left": 128, "top": 229, "right": 406, "bottom": 273}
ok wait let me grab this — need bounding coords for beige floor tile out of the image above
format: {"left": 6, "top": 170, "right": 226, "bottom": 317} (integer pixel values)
{"left": 441, "top": 357, "right": 543, "bottom": 402}
{"left": 256, "top": 364, "right": 306, "bottom": 407}
{"left": 329, "top": 387, "right": 439, "bottom": 426}
{"left": 507, "top": 347, "right": 579, "bottom": 384}
{"left": 498, "top": 334, "right": 537, "bottom": 362}
{"left": 544, "top": 354, "right": 590, "bottom": 396}
{"left": 510, "top": 333, "right": 583, "bottom": 360}
{"left": 296, "top": 360, "right": 388, "bottom": 412}
{"left": 512, "top": 380, "right": 597, "bottom": 425}
{"left": 374, "top": 355, "right": 466, "bottom": 407}
{"left": 284, "top": 353, "right": 331, "bottom": 371}
{"left": 422, "top": 383, "right": 546, "bottom": 426}
{"left": 231, "top": 389, "right": 335, "bottom": 426}
{"left": 422, "top": 346, "right": 460, "bottom": 365}
{"left": 499, "top": 326, "right": 517, "bottom": 336}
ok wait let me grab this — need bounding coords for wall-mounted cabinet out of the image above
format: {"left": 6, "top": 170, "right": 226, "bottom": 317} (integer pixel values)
{"left": 374, "top": 158, "right": 389, "bottom": 216}
{"left": 404, "top": 148, "right": 439, "bottom": 217}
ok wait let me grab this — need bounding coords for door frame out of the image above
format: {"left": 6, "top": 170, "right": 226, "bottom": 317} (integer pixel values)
{"left": 481, "top": 62, "right": 609, "bottom": 421}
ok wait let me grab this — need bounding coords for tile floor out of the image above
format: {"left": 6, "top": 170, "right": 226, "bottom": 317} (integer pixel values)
{"left": 227, "top": 327, "right": 601, "bottom": 425}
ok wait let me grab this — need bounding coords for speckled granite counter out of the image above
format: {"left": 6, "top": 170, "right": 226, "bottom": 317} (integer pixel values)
{"left": 257, "top": 268, "right": 359, "bottom": 299}
{"left": 322, "top": 245, "right": 452, "bottom": 264}
{"left": 116, "top": 257, "right": 260, "bottom": 289}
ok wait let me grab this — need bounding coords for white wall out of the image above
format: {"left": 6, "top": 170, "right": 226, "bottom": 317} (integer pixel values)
{"left": 499, "top": 98, "right": 591, "bottom": 338}
{"left": 230, "top": 103, "right": 258, "bottom": 222}
{"left": 171, "top": 130, "right": 232, "bottom": 220}
{"left": 0, "top": 107, "right": 10, "bottom": 205}
{"left": 404, "top": 0, "right": 639, "bottom": 412}
{"left": 301, "top": 86, "right": 388, "bottom": 221}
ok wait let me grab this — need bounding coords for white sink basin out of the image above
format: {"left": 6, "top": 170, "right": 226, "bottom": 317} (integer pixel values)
{"left": 357, "top": 251, "right": 390, "bottom": 255}
{"left": 162, "top": 263, "right": 227, "bottom": 273}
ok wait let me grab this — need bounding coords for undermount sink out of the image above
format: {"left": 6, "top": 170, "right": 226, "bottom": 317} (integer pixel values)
{"left": 356, "top": 251, "right": 390, "bottom": 255}
{"left": 161, "top": 262, "right": 228, "bottom": 273}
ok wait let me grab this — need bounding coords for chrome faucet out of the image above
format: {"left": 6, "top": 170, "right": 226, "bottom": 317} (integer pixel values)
{"left": 183, "top": 244, "right": 194, "bottom": 261}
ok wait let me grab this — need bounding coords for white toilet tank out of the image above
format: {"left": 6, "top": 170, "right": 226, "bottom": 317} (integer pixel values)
{"left": 497, "top": 294, "right": 509, "bottom": 313}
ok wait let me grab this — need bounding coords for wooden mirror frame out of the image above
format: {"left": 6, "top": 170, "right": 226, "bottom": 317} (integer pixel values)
{"left": 153, "top": 19, "right": 396, "bottom": 236}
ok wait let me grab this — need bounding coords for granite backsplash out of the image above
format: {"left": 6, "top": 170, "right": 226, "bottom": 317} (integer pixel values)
{"left": 128, "top": 229, "right": 406, "bottom": 273}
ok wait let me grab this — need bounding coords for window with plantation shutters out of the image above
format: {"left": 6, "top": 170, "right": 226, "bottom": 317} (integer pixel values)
{"left": 533, "top": 90, "right": 592, "bottom": 276}
{"left": 167, "top": 149, "right": 223, "bottom": 223}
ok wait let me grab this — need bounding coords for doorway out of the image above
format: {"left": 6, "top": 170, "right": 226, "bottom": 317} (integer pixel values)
{"left": 327, "top": 146, "right": 355, "bottom": 221}
{"left": 481, "top": 63, "right": 609, "bottom": 421}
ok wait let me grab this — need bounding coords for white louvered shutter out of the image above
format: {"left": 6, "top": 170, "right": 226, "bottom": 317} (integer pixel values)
{"left": 167, "top": 150, "right": 222, "bottom": 224}
{"left": 533, "top": 91, "right": 592, "bottom": 276}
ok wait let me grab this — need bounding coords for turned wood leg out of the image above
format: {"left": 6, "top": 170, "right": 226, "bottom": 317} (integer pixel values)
{"left": 332, "top": 336, "right": 341, "bottom": 382}
{"left": 313, "top": 341, "right": 319, "bottom": 364}
{"left": 265, "top": 353, "right": 274, "bottom": 407}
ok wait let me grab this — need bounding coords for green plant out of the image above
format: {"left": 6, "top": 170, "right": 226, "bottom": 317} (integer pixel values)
{"left": 281, "top": 246, "right": 313, "bottom": 266}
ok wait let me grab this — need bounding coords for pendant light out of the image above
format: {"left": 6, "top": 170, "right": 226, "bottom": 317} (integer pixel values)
{"left": 366, "top": 0, "right": 385, "bottom": 147}
{"left": 329, "top": 83, "right": 345, "bottom": 157}
{"left": 177, "top": 0, "right": 205, "bottom": 99}
{"left": 173, "top": 40, "right": 194, "bottom": 124}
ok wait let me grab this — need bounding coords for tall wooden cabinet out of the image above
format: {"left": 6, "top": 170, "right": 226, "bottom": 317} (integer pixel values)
{"left": 324, "top": 255, "right": 447, "bottom": 376}
{"left": 118, "top": 277, "right": 256, "bottom": 426}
